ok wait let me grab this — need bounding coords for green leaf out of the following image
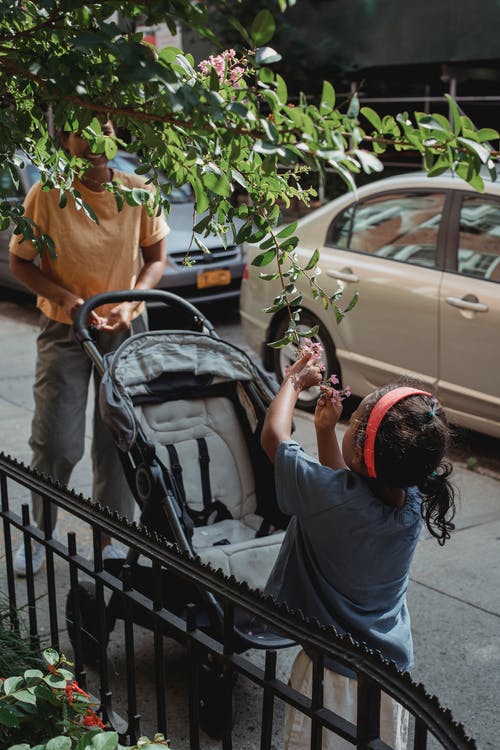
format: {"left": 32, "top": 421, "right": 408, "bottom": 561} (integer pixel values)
{"left": 297, "top": 325, "right": 319, "bottom": 338}
{"left": 304, "top": 248, "right": 320, "bottom": 271}
{"left": 4, "top": 676, "right": 24, "bottom": 694}
{"left": 191, "top": 177, "right": 209, "bottom": 214}
{"left": 89, "top": 731, "right": 119, "bottom": 750}
{"left": 276, "top": 221, "right": 298, "bottom": 238}
{"left": 347, "top": 94, "right": 360, "bottom": 119}
{"left": 78, "top": 198, "right": 98, "bottom": 223}
{"left": 258, "top": 67, "right": 274, "bottom": 84}
{"left": 193, "top": 215, "right": 211, "bottom": 234}
{"left": 202, "top": 171, "right": 232, "bottom": 197}
{"left": 342, "top": 290, "right": 359, "bottom": 314}
{"left": 45, "top": 737, "right": 72, "bottom": 750}
{"left": 354, "top": 150, "right": 383, "bottom": 174}
{"left": 24, "top": 669, "right": 43, "bottom": 685}
{"left": 58, "top": 190, "right": 67, "bottom": 209}
{"left": 276, "top": 74, "right": 287, "bottom": 105}
{"left": 251, "top": 10, "right": 276, "bottom": 46}
{"left": 255, "top": 47, "right": 282, "bottom": 66}
{"left": 229, "top": 17, "right": 252, "bottom": 45}
{"left": 13, "top": 689, "right": 37, "bottom": 705}
{"left": 457, "top": 137, "right": 490, "bottom": 164}
{"left": 43, "top": 673, "right": 67, "bottom": 689}
{"left": 0, "top": 704, "right": 21, "bottom": 728}
{"left": 268, "top": 334, "right": 291, "bottom": 348}
{"left": 475, "top": 128, "right": 499, "bottom": 143}
{"left": 418, "top": 114, "right": 451, "bottom": 134}
{"left": 361, "top": 106, "right": 382, "bottom": 132}
{"left": 43, "top": 648, "right": 60, "bottom": 666}
{"left": 320, "top": 81, "right": 335, "bottom": 113}
{"left": 104, "top": 139, "right": 118, "bottom": 160}
{"left": 251, "top": 249, "right": 276, "bottom": 266}
{"left": 444, "top": 94, "right": 461, "bottom": 136}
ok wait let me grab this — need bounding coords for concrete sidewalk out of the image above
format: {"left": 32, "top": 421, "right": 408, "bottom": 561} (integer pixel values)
{"left": 0, "top": 301, "right": 498, "bottom": 749}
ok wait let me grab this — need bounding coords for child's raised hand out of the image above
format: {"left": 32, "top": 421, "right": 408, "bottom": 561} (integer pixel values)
{"left": 314, "top": 386, "right": 343, "bottom": 432}
{"left": 285, "top": 352, "right": 323, "bottom": 392}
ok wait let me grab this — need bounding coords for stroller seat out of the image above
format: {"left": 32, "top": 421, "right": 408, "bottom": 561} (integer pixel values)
{"left": 140, "top": 395, "right": 285, "bottom": 591}
{"left": 100, "top": 330, "right": 288, "bottom": 593}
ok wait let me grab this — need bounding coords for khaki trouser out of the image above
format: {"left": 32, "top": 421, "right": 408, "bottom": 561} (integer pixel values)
{"left": 30, "top": 313, "right": 147, "bottom": 530}
{"left": 285, "top": 650, "right": 409, "bottom": 750}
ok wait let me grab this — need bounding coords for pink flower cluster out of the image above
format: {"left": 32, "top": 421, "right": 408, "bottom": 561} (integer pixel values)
{"left": 289, "top": 338, "right": 352, "bottom": 405}
{"left": 198, "top": 48, "right": 245, "bottom": 86}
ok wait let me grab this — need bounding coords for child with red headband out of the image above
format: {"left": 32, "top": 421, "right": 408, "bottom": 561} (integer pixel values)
{"left": 261, "top": 352, "right": 456, "bottom": 750}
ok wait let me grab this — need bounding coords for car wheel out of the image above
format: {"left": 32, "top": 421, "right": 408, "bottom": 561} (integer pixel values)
{"left": 272, "top": 312, "right": 341, "bottom": 413}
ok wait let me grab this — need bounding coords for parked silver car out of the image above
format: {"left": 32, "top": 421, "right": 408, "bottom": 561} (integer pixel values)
{"left": 0, "top": 152, "right": 245, "bottom": 303}
{"left": 240, "top": 171, "right": 500, "bottom": 438}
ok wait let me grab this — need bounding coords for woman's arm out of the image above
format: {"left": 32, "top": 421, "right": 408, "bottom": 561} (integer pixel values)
{"left": 9, "top": 254, "right": 102, "bottom": 324}
{"left": 261, "top": 352, "right": 322, "bottom": 463}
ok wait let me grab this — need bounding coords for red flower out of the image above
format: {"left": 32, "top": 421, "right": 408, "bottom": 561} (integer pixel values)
{"left": 65, "top": 680, "right": 90, "bottom": 706}
{"left": 83, "top": 709, "right": 105, "bottom": 729}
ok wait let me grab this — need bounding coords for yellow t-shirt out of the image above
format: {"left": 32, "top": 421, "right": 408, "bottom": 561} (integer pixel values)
{"left": 9, "top": 170, "right": 169, "bottom": 323}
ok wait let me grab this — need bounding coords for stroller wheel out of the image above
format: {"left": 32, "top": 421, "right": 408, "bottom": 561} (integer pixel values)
{"left": 66, "top": 581, "right": 107, "bottom": 666}
{"left": 198, "top": 659, "right": 237, "bottom": 739}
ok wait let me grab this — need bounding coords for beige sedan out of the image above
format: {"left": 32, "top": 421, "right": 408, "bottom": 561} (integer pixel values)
{"left": 240, "top": 171, "right": 500, "bottom": 438}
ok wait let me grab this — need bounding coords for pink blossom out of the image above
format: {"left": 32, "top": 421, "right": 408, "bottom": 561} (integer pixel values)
{"left": 292, "top": 340, "right": 351, "bottom": 404}
{"left": 198, "top": 49, "right": 244, "bottom": 87}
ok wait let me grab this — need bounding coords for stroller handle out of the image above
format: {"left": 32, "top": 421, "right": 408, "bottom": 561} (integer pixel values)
{"left": 74, "top": 289, "right": 216, "bottom": 344}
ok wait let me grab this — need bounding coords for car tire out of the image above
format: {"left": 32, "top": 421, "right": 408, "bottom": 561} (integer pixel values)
{"left": 272, "top": 312, "right": 342, "bottom": 413}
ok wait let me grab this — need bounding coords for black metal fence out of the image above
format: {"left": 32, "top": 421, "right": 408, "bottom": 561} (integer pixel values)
{"left": 0, "top": 452, "right": 476, "bottom": 749}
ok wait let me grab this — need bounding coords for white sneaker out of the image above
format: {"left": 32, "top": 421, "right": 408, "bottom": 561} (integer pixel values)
{"left": 14, "top": 540, "right": 45, "bottom": 577}
{"left": 102, "top": 544, "right": 126, "bottom": 561}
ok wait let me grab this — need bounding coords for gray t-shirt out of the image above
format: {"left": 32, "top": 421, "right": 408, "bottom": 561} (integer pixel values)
{"left": 265, "top": 440, "right": 423, "bottom": 672}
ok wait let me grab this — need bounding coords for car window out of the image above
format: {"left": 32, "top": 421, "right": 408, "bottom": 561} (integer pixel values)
{"left": 457, "top": 196, "right": 500, "bottom": 283}
{"left": 326, "top": 191, "right": 445, "bottom": 269}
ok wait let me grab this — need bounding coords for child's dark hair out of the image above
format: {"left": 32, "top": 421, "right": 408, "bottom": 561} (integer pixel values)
{"left": 356, "top": 383, "right": 456, "bottom": 545}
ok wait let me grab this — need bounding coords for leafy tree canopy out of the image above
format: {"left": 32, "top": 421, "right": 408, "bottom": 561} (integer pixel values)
{"left": 1, "top": 0, "right": 499, "bottom": 341}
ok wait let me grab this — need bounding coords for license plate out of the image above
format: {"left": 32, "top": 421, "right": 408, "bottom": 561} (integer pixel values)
{"left": 197, "top": 268, "right": 231, "bottom": 289}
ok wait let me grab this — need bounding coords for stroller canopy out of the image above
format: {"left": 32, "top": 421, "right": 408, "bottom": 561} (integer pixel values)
{"left": 100, "top": 331, "right": 276, "bottom": 452}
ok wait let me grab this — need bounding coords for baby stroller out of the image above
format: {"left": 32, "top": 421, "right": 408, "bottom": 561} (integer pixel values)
{"left": 65, "top": 289, "right": 294, "bottom": 736}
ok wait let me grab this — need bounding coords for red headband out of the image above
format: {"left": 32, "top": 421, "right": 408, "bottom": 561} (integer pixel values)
{"left": 363, "top": 387, "right": 432, "bottom": 479}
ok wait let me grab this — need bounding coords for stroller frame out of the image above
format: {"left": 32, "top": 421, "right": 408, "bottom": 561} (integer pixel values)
{"left": 66, "top": 290, "right": 294, "bottom": 737}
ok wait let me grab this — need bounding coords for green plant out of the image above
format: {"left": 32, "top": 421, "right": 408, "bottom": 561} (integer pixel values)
{"left": 0, "top": 598, "right": 43, "bottom": 678}
{"left": 0, "top": 648, "right": 171, "bottom": 750}
{"left": 1, "top": 1, "right": 498, "bottom": 347}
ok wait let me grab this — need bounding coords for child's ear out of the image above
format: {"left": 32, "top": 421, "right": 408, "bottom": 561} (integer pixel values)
{"left": 352, "top": 445, "right": 368, "bottom": 476}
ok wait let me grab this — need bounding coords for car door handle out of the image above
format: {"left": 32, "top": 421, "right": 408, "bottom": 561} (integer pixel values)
{"left": 326, "top": 268, "right": 360, "bottom": 283}
{"left": 445, "top": 295, "right": 489, "bottom": 313}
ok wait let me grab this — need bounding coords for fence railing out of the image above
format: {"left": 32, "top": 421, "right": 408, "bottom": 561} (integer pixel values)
{"left": 0, "top": 452, "right": 476, "bottom": 749}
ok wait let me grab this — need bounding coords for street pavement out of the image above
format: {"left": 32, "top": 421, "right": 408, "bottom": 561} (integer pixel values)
{"left": 0, "top": 299, "right": 498, "bottom": 749}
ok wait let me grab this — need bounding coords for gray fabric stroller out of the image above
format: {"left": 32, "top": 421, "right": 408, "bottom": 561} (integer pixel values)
{"left": 66, "top": 290, "right": 294, "bottom": 737}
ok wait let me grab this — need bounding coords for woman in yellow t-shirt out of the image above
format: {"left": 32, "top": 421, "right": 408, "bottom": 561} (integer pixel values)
{"left": 9, "top": 124, "right": 169, "bottom": 574}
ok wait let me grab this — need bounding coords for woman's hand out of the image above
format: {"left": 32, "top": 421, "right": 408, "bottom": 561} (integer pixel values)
{"left": 99, "top": 302, "right": 135, "bottom": 333}
{"left": 64, "top": 294, "right": 103, "bottom": 327}
{"left": 314, "top": 386, "right": 343, "bottom": 433}
{"left": 285, "top": 352, "right": 323, "bottom": 392}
